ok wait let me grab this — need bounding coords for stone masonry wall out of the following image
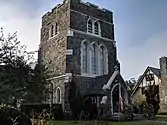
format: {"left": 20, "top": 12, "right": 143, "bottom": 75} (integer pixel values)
{"left": 65, "top": 0, "right": 117, "bottom": 100}
{"left": 67, "top": 0, "right": 116, "bottom": 74}
{"left": 70, "top": 0, "right": 113, "bottom": 23}
{"left": 40, "top": 0, "right": 70, "bottom": 76}
{"left": 132, "top": 88, "right": 146, "bottom": 106}
{"left": 70, "top": 4, "right": 114, "bottom": 40}
{"left": 40, "top": 1, "right": 71, "bottom": 108}
{"left": 52, "top": 77, "right": 66, "bottom": 110}
{"left": 67, "top": 32, "right": 117, "bottom": 75}
{"left": 159, "top": 57, "right": 167, "bottom": 113}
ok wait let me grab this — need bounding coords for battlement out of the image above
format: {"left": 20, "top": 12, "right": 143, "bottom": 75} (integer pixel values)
{"left": 79, "top": 0, "right": 113, "bottom": 14}
{"left": 42, "top": 1, "right": 65, "bottom": 19}
{"left": 42, "top": 0, "right": 113, "bottom": 21}
{"left": 83, "top": 2, "right": 99, "bottom": 8}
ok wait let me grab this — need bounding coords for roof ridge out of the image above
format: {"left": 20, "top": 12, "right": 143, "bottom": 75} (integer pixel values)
{"left": 148, "top": 66, "right": 160, "bottom": 69}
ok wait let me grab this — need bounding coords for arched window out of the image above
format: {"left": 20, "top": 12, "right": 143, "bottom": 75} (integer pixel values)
{"left": 50, "top": 24, "right": 54, "bottom": 37}
{"left": 100, "top": 45, "right": 108, "bottom": 75}
{"left": 88, "top": 20, "right": 93, "bottom": 33}
{"left": 55, "top": 23, "right": 58, "bottom": 35}
{"left": 94, "top": 21, "right": 99, "bottom": 35}
{"left": 91, "top": 44, "right": 98, "bottom": 74}
{"left": 56, "top": 88, "right": 61, "bottom": 103}
{"left": 82, "top": 42, "right": 88, "bottom": 73}
{"left": 100, "top": 46, "right": 105, "bottom": 75}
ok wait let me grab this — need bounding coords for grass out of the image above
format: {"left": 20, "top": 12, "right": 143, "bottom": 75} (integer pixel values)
{"left": 156, "top": 115, "right": 167, "bottom": 121}
{"left": 31, "top": 113, "right": 167, "bottom": 125}
{"left": 48, "top": 121, "right": 167, "bottom": 125}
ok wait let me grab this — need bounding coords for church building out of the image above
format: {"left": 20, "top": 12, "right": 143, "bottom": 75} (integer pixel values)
{"left": 39, "top": 0, "right": 130, "bottom": 116}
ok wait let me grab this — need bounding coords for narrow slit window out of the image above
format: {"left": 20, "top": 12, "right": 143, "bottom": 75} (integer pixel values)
{"left": 50, "top": 25, "right": 54, "bottom": 37}
{"left": 55, "top": 23, "right": 58, "bottom": 35}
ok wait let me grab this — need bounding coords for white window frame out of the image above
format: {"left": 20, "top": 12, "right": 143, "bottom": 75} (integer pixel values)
{"left": 55, "top": 22, "right": 59, "bottom": 35}
{"left": 49, "top": 24, "right": 54, "bottom": 38}
{"left": 87, "top": 19, "right": 93, "bottom": 33}
{"left": 80, "top": 41, "right": 108, "bottom": 77}
{"left": 100, "top": 46, "right": 105, "bottom": 75}
{"left": 90, "top": 42, "right": 99, "bottom": 75}
{"left": 87, "top": 18, "right": 101, "bottom": 36}
{"left": 94, "top": 21, "right": 101, "bottom": 35}
{"left": 99, "top": 44, "right": 108, "bottom": 75}
{"left": 81, "top": 40, "right": 90, "bottom": 75}
{"left": 49, "top": 22, "right": 59, "bottom": 39}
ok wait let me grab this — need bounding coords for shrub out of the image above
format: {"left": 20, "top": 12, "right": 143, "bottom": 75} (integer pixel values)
{"left": 145, "top": 104, "right": 155, "bottom": 119}
{"left": 124, "top": 105, "right": 134, "bottom": 121}
{"left": 0, "top": 108, "right": 32, "bottom": 125}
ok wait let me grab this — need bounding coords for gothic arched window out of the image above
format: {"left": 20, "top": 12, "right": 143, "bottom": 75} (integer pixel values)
{"left": 100, "top": 46, "right": 105, "bottom": 75}
{"left": 91, "top": 44, "right": 98, "bottom": 74}
{"left": 82, "top": 42, "right": 88, "bottom": 73}
{"left": 100, "top": 45, "right": 108, "bottom": 75}
{"left": 56, "top": 88, "right": 61, "bottom": 103}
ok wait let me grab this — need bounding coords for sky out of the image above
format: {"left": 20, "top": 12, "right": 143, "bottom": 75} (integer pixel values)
{"left": 0, "top": 0, "right": 167, "bottom": 80}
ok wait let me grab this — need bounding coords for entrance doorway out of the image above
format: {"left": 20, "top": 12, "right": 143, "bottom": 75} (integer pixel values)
{"left": 111, "top": 83, "right": 122, "bottom": 115}
{"left": 112, "top": 85, "right": 119, "bottom": 113}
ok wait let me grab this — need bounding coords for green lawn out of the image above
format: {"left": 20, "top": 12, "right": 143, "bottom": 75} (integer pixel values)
{"left": 49, "top": 121, "right": 167, "bottom": 125}
{"left": 156, "top": 115, "right": 167, "bottom": 121}
{"left": 47, "top": 115, "right": 167, "bottom": 125}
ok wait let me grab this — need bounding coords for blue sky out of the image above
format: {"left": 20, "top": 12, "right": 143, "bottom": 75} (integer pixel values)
{"left": 0, "top": 0, "right": 167, "bottom": 80}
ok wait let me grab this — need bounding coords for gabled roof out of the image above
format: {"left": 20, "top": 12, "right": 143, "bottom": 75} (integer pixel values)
{"left": 84, "top": 74, "right": 110, "bottom": 96}
{"left": 84, "top": 73, "right": 130, "bottom": 96}
{"left": 131, "top": 66, "right": 160, "bottom": 96}
{"left": 149, "top": 66, "right": 160, "bottom": 77}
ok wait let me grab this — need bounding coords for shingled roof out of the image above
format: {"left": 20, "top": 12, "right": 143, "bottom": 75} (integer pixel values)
{"left": 84, "top": 73, "right": 129, "bottom": 96}
{"left": 149, "top": 66, "right": 160, "bottom": 77}
{"left": 84, "top": 74, "right": 110, "bottom": 96}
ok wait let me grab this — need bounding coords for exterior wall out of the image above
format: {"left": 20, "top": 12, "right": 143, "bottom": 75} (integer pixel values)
{"left": 66, "top": 0, "right": 117, "bottom": 100}
{"left": 77, "top": 76, "right": 98, "bottom": 95}
{"left": 66, "top": 32, "right": 116, "bottom": 75}
{"left": 70, "top": 0, "right": 113, "bottom": 23}
{"left": 52, "top": 77, "right": 66, "bottom": 109}
{"left": 155, "top": 75, "right": 161, "bottom": 85}
{"left": 39, "top": 1, "right": 71, "bottom": 108}
{"left": 66, "top": 0, "right": 116, "bottom": 75}
{"left": 40, "top": 2, "right": 70, "bottom": 76}
{"left": 69, "top": 10, "right": 114, "bottom": 40}
{"left": 159, "top": 57, "right": 167, "bottom": 113}
{"left": 132, "top": 88, "right": 146, "bottom": 106}
{"left": 139, "top": 71, "right": 161, "bottom": 87}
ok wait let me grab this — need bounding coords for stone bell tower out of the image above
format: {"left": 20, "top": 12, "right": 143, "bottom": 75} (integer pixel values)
{"left": 39, "top": 0, "right": 121, "bottom": 113}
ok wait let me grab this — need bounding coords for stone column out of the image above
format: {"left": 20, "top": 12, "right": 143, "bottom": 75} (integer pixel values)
{"left": 159, "top": 57, "right": 167, "bottom": 113}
